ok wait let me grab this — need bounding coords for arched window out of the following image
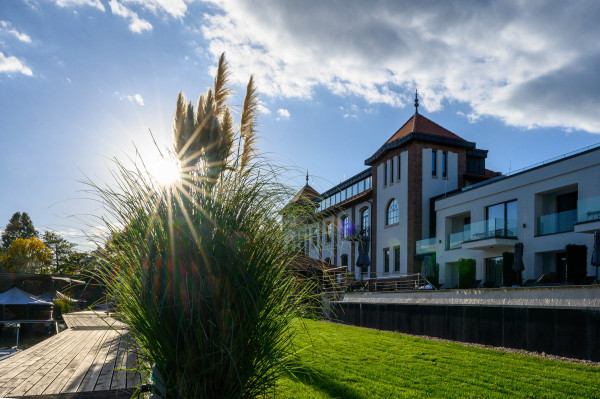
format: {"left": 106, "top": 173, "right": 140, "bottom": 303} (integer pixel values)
{"left": 340, "top": 215, "right": 351, "bottom": 238}
{"left": 386, "top": 199, "right": 399, "bottom": 225}
{"left": 360, "top": 208, "right": 369, "bottom": 234}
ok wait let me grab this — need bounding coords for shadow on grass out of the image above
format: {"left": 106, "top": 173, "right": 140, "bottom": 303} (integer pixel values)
{"left": 286, "top": 361, "right": 368, "bottom": 399}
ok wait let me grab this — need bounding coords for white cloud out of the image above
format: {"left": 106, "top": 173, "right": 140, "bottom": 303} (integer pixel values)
{"left": 256, "top": 102, "right": 270, "bottom": 115}
{"left": 52, "top": 0, "right": 105, "bottom": 12}
{"left": 121, "top": 0, "right": 189, "bottom": 19}
{"left": 0, "top": 21, "right": 32, "bottom": 43}
{"left": 199, "top": 1, "right": 600, "bottom": 134}
{"left": 0, "top": 51, "right": 33, "bottom": 76}
{"left": 127, "top": 93, "right": 145, "bottom": 105}
{"left": 116, "top": 91, "right": 145, "bottom": 105}
{"left": 109, "top": 0, "right": 153, "bottom": 33}
{"left": 276, "top": 108, "right": 290, "bottom": 120}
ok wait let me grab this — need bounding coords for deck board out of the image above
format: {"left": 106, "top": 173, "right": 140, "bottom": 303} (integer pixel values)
{"left": 0, "top": 311, "right": 144, "bottom": 397}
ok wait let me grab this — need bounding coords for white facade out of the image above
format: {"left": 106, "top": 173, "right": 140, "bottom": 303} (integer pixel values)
{"left": 435, "top": 148, "right": 600, "bottom": 288}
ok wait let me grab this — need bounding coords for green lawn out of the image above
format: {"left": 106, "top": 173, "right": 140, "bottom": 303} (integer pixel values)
{"left": 276, "top": 319, "right": 600, "bottom": 398}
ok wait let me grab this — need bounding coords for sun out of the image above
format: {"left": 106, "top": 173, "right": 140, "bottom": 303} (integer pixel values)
{"left": 147, "top": 156, "right": 181, "bottom": 187}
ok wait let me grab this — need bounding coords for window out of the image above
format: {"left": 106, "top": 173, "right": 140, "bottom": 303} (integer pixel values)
{"left": 389, "top": 159, "right": 394, "bottom": 183}
{"left": 383, "top": 249, "right": 390, "bottom": 273}
{"left": 383, "top": 162, "right": 388, "bottom": 186}
{"left": 312, "top": 228, "right": 318, "bottom": 247}
{"left": 325, "top": 222, "right": 333, "bottom": 243}
{"left": 341, "top": 215, "right": 351, "bottom": 238}
{"left": 341, "top": 254, "right": 348, "bottom": 269}
{"left": 486, "top": 200, "right": 517, "bottom": 237}
{"left": 360, "top": 208, "right": 369, "bottom": 234}
{"left": 432, "top": 150, "right": 437, "bottom": 176}
{"left": 393, "top": 246, "right": 400, "bottom": 272}
{"left": 442, "top": 152, "right": 447, "bottom": 178}
{"left": 397, "top": 155, "right": 401, "bottom": 180}
{"left": 386, "top": 199, "right": 399, "bottom": 225}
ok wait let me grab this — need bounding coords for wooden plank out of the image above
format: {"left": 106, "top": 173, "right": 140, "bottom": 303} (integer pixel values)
{"left": 0, "top": 330, "right": 80, "bottom": 392}
{"left": 40, "top": 330, "right": 107, "bottom": 395}
{"left": 2, "top": 330, "right": 89, "bottom": 397}
{"left": 25, "top": 331, "right": 104, "bottom": 396}
{"left": 125, "top": 337, "right": 139, "bottom": 389}
{"left": 61, "top": 330, "right": 112, "bottom": 393}
{"left": 0, "top": 329, "right": 73, "bottom": 376}
{"left": 78, "top": 330, "right": 119, "bottom": 392}
{"left": 111, "top": 331, "right": 130, "bottom": 390}
{"left": 93, "top": 330, "right": 123, "bottom": 391}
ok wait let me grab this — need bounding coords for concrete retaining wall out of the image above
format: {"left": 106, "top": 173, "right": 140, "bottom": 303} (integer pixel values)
{"left": 329, "top": 286, "right": 600, "bottom": 361}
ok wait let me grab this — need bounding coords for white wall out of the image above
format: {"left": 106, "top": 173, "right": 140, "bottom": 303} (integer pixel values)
{"left": 421, "top": 148, "right": 459, "bottom": 239}
{"left": 435, "top": 149, "right": 600, "bottom": 286}
{"left": 376, "top": 151, "right": 408, "bottom": 277}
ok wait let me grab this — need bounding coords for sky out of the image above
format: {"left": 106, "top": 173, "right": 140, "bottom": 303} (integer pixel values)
{"left": 1, "top": 0, "right": 600, "bottom": 248}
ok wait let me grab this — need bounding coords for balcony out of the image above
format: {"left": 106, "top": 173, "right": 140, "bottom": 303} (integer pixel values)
{"left": 415, "top": 237, "right": 436, "bottom": 255}
{"left": 460, "top": 218, "right": 517, "bottom": 250}
{"left": 446, "top": 231, "right": 465, "bottom": 250}
{"left": 575, "top": 195, "right": 600, "bottom": 233}
{"left": 537, "top": 209, "right": 577, "bottom": 236}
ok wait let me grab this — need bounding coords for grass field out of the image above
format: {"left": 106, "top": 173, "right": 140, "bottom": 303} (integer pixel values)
{"left": 277, "top": 319, "right": 600, "bottom": 398}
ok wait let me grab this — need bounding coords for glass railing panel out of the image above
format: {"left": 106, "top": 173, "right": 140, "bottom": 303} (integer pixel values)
{"left": 464, "top": 218, "right": 517, "bottom": 241}
{"left": 416, "top": 237, "right": 437, "bottom": 254}
{"left": 577, "top": 195, "right": 600, "bottom": 223}
{"left": 446, "top": 231, "right": 464, "bottom": 250}
{"left": 537, "top": 209, "right": 577, "bottom": 235}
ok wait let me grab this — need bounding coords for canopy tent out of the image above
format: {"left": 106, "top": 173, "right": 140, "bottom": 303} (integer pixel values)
{"left": 0, "top": 287, "right": 53, "bottom": 322}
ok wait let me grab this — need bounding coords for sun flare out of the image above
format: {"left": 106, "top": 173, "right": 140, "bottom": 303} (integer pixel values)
{"left": 147, "top": 156, "right": 181, "bottom": 187}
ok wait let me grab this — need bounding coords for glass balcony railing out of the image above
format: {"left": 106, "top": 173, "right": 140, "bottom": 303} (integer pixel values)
{"left": 537, "top": 209, "right": 577, "bottom": 235}
{"left": 416, "top": 237, "right": 436, "bottom": 255}
{"left": 577, "top": 195, "right": 600, "bottom": 223}
{"left": 446, "top": 231, "right": 465, "bottom": 250}
{"left": 464, "top": 218, "right": 517, "bottom": 241}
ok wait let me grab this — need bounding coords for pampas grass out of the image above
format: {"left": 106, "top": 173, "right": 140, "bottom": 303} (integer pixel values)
{"left": 91, "top": 54, "right": 310, "bottom": 398}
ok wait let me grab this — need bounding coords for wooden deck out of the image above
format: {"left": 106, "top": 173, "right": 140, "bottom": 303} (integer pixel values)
{"left": 0, "top": 311, "right": 144, "bottom": 398}
{"left": 62, "top": 312, "right": 127, "bottom": 330}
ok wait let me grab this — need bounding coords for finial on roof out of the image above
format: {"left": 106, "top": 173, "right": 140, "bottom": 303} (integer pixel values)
{"left": 306, "top": 170, "right": 309, "bottom": 185}
{"left": 414, "top": 89, "right": 419, "bottom": 115}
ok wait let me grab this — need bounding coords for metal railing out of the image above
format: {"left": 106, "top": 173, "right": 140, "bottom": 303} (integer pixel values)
{"left": 323, "top": 273, "right": 437, "bottom": 294}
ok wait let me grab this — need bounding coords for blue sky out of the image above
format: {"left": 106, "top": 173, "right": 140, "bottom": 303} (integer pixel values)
{"left": 1, "top": 0, "right": 599, "bottom": 248}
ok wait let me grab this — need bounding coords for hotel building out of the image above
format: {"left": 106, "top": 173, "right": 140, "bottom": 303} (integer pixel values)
{"left": 286, "top": 96, "right": 600, "bottom": 288}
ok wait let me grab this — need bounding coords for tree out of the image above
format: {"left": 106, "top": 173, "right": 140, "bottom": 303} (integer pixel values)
{"left": 42, "top": 231, "right": 77, "bottom": 274}
{"left": 2, "top": 212, "right": 38, "bottom": 251}
{"left": 0, "top": 237, "right": 52, "bottom": 274}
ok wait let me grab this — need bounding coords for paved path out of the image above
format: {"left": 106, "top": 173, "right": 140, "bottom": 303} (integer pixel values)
{"left": 0, "top": 311, "right": 143, "bottom": 398}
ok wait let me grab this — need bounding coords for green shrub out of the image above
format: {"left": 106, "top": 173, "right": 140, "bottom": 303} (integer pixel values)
{"left": 458, "top": 258, "right": 476, "bottom": 289}
{"left": 53, "top": 298, "right": 71, "bottom": 319}
{"left": 566, "top": 244, "right": 587, "bottom": 284}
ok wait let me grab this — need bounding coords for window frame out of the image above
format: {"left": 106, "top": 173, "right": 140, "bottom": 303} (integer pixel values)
{"left": 442, "top": 152, "right": 447, "bottom": 178}
{"left": 393, "top": 245, "right": 400, "bottom": 272}
{"left": 386, "top": 198, "right": 399, "bottom": 226}
{"left": 383, "top": 248, "right": 390, "bottom": 273}
{"left": 383, "top": 162, "right": 388, "bottom": 186}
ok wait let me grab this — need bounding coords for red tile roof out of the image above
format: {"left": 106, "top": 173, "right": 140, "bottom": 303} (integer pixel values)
{"left": 385, "top": 113, "right": 467, "bottom": 144}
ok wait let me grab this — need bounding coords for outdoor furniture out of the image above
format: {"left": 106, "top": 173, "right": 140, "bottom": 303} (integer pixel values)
{"left": 587, "top": 210, "right": 600, "bottom": 220}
